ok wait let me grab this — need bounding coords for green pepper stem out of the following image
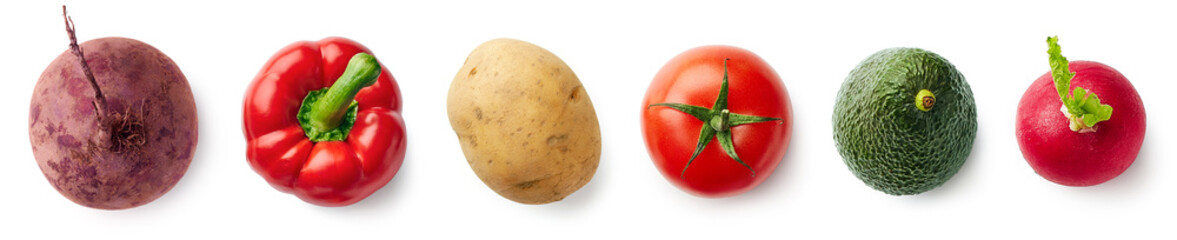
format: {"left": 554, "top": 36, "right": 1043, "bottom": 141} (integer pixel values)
{"left": 306, "top": 53, "right": 381, "bottom": 132}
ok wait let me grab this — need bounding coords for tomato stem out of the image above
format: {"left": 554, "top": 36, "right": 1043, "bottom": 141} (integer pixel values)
{"left": 709, "top": 109, "right": 731, "bottom": 132}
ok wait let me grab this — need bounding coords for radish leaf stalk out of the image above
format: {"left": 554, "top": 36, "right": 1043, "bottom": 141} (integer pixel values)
{"left": 1047, "top": 36, "right": 1112, "bottom": 133}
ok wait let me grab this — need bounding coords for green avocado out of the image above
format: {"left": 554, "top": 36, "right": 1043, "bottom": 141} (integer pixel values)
{"left": 832, "top": 48, "right": 977, "bottom": 195}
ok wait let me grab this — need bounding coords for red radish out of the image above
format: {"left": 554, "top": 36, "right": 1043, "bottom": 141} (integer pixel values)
{"left": 1015, "top": 36, "right": 1146, "bottom": 187}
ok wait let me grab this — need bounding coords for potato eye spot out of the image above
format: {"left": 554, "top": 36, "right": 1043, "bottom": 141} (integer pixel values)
{"left": 568, "top": 85, "right": 582, "bottom": 101}
{"left": 547, "top": 134, "right": 568, "bottom": 146}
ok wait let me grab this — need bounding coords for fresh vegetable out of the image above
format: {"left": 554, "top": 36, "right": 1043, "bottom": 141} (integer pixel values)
{"left": 29, "top": 6, "right": 198, "bottom": 210}
{"left": 1015, "top": 36, "right": 1145, "bottom": 186}
{"left": 448, "top": 38, "right": 600, "bottom": 204}
{"left": 243, "top": 37, "right": 406, "bottom": 207}
{"left": 641, "top": 46, "right": 791, "bottom": 197}
{"left": 833, "top": 47, "right": 976, "bottom": 195}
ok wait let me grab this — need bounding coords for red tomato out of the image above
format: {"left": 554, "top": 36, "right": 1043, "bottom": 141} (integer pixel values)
{"left": 641, "top": 46, "right": 792, "bottom": 197}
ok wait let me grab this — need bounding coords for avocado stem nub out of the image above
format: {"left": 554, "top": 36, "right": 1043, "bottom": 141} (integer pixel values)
{"left": 915, "top": 89, "right": 935, "bottom": 112}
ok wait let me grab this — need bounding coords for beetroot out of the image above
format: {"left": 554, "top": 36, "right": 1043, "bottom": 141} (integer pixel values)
{"left": 1015, "top": 37, "right": 1145, "bottom": 187}
{"left": 27, "top": 7, "right": 198, "bottom": 209}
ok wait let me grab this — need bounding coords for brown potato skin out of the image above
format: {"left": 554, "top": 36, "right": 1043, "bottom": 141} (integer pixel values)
{"left": 448, "top": 38, "right": 600, "bottom": 204}
{"left": 29, "top": 37, "right": 198, "bottom": 210}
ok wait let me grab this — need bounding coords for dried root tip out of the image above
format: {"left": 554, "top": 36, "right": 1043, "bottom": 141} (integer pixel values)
{"left": 63, "top": 5, "right": 107, "bottom": 117}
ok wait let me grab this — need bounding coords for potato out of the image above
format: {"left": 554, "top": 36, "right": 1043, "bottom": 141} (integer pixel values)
{"left": 447, "top": 38, "right": 600, "bottom": 204}
{"left": 29, "top": 37, "right": 198, "bottom": 210}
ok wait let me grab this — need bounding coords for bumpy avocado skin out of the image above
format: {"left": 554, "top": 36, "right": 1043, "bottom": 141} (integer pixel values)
{"left": 832, "top": 48, "right": 977, "bottom": 195}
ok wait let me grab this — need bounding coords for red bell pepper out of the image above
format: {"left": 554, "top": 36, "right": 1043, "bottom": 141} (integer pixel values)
{"left": 243, "top": 37, "right": 406, "bottom": 207}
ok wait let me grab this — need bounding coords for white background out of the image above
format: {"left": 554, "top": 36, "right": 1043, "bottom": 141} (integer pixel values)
{"left": 1, "top": 0, "right": 1172, "bottom": 239}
